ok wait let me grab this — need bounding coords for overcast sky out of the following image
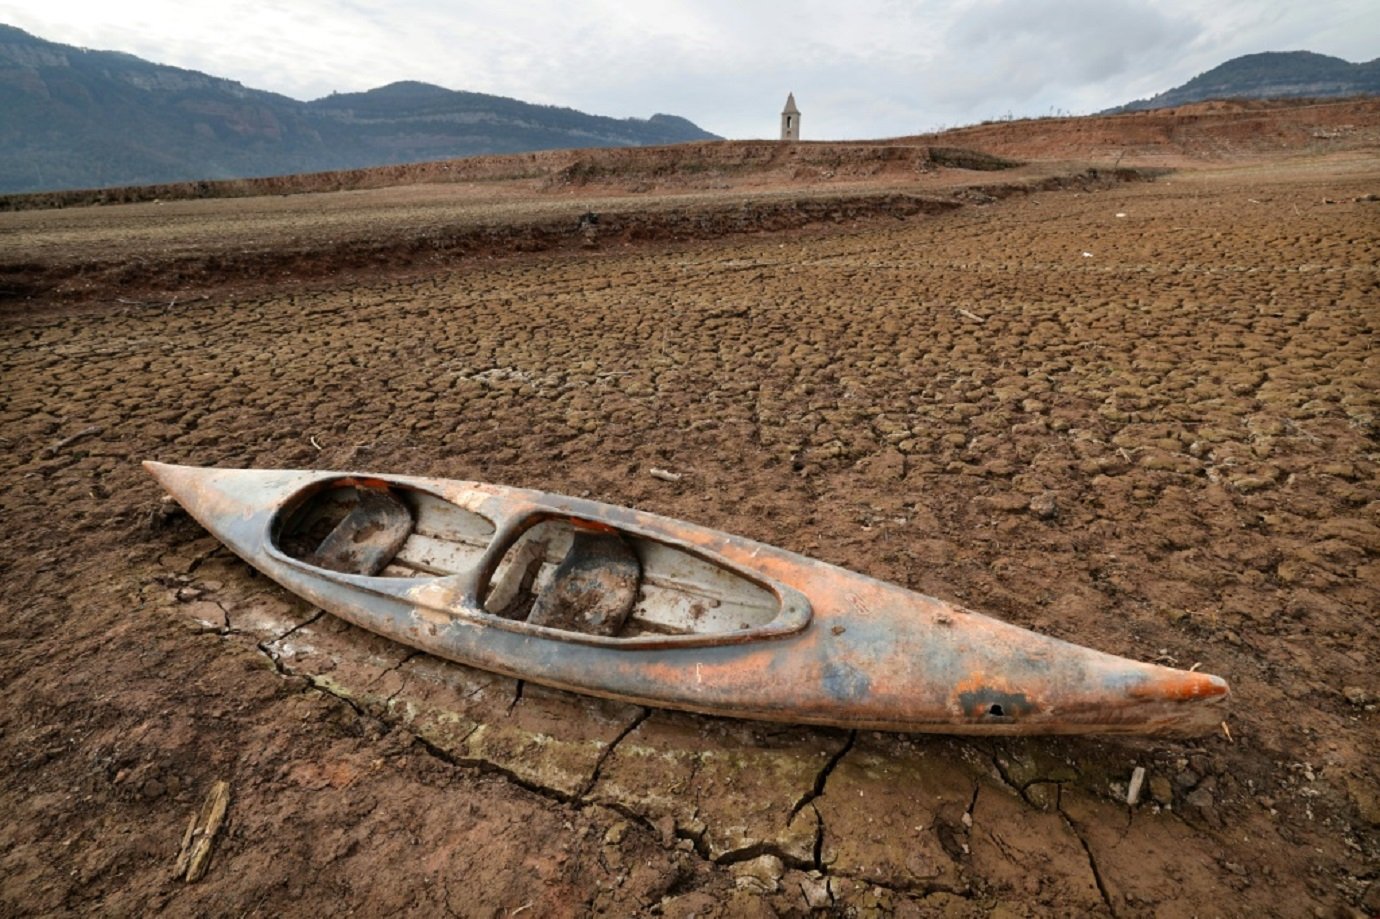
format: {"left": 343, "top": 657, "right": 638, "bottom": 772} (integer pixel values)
{"left": 3, "top": 1, "right": 1376, "bottom": 139}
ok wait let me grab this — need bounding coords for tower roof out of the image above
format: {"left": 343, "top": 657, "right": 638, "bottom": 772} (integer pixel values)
{"left": 782, "top": 92, "right": 799, "bottom": 114}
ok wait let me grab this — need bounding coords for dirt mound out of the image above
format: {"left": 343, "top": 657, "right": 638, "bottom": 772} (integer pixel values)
{"left": 0, "top": 141, "right": 1017, "bottom": 213}
{"left": 0, "top": 167, "right": 1161, "bottom": 308}
{"left": 906, "top": 96, "right": 1380, "bottom": 165}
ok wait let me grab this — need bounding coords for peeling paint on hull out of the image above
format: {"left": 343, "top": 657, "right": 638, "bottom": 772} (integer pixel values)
{"left": 145, "top": 462, "right": 1230, "bottom": 736}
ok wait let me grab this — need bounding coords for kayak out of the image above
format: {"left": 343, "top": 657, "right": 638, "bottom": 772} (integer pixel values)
{"left": 144, "top": 461, "right": 1230, "bottom": 736}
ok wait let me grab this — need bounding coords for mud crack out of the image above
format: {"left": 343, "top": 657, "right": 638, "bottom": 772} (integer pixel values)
{"left": 808, "top": 802, "right": 825, "bottom": 870}
{"left": 223, "top": 619, "right": 1098, "bottom": 909}
{"left": 788, "top": 729, "right": 856, "bottom": 820}
{"left": 370, "top": 649, "right": 422, "bottom": 705}
{"left": 407, "top": 730, "right": 585, "bottom": 804}
{"left": 986, "top": 744, "right": 1070, "bottom": 807}
{"left": 576, "top": 707, "right": 650, "bottom": 799}
{"left": 1057, "top": 791, "right": 1116, "bottom": 918}
{"left": 253, "top": 610, "right": 325, "bottom": 675}
{"left": 987, "top": 747, "right": 1113, "bottom": 913}
{"left": 713, "top": 840, "right": 816, "bottom": 872}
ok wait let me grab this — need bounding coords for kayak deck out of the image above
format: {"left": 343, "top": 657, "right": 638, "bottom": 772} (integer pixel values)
{"left": 275, "top": 478, "right": 790, "bottom": 641}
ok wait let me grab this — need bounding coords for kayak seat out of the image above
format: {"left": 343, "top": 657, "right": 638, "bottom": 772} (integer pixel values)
{"left": 526, "top": 529, "right": 642, "bottom": 637}
{"left": 306, "top": 487, "right": 414, "bottom": 576}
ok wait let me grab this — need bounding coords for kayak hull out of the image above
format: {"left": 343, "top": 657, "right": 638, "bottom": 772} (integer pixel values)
{"left": 145, "top": 462, "right": 1229, "bottom": 736}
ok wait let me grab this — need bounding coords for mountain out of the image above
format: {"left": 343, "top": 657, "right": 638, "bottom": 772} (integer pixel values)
{"left": 0, "top": 24, "right": 719, "bottom": 194}
{"left": 1108, "top": 51, "right": 1380, "bottom": 114}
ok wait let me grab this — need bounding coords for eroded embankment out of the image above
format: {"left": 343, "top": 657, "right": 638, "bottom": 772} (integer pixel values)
{"left": 1, "top": 167, "right": 1160, "bottom": 307}
{"left": 0, "top": 142, "right": 1020, "bottom": 212}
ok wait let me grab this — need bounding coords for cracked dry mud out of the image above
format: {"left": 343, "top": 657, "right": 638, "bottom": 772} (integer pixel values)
{"left": 1, "top": 146, "right": 1378, "bottom": 917}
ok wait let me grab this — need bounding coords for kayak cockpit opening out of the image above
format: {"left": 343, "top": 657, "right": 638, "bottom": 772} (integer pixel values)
{"left": 274, "top": 479, "right": 495, "bottom": 577}
{"left": 481, "top": 515, "right": 782, "bottom": 637}
{"left": 273, "top": 479, "right": 785, "bottom": 640}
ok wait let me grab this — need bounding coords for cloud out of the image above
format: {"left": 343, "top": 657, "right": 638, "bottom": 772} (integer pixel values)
{"left": 937, "top": 0, "right": 1201, "bottom": 107}
{"left": 2, "top": 0, "right": 1376, "bottom": 140}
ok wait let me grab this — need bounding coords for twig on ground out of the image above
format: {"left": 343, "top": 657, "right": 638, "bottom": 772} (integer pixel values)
{"left": 43, "top": 424, "right": 103, "bottom": 457}
{"left": 1126, "top": 766, "right": 1147, "bottom": 806}
{"left": 175, "top": 780, "right": 230, "bottom": 882}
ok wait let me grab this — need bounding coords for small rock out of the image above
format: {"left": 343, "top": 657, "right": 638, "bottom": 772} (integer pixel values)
{"left": 1319, "top": 462, "right": 1357, "bottom": 480}
{"left": 800, "top": 875, "right": 832, "bottom": 909}
{"left": 1230, "top": 474, "right": 1274, "bottom": 494}
{"left": 1025, "top": 782, "right": 1058, "bottom": 811}
{"left": 1028, "top": 492, "right": 1058, "bottom": 519}
{"left": 661, "top": 891, "right": 728, "bottom": 919}
{"left": 1343, "top": 686, "right": 1370, "bottom": 706}
{"left": 731, "top": 854, "right": 784, "bottom": 894}
{"left": 149, "top": 497, "right": 187, "bottom": 530}
{"left": 653, "top": 815, "right": 677, "bottom": 848}
{"left": 1185, "top": 784, "right": 1214, "bottom": 811}
{"left": 603, "top": 821, "right": 629, "bottom": 846}
{"left": 181, "top": 601, "right": 226, "bottom": 629}
{"left": 855, "top": 447, "right": 906, "bottom": 481}
{"left": 1344, "top": 773, "right": 1380, "bottom": 826}
{"left": 141, "top": 777, "right": 165, "bottom": 799}
{"left": 1363, "top": 878, "right": 1380, "bottom": 913}
{"left": 175, "top": 585, "right": 206, "bottom": 602}
{"left": 1185, "top": 778, "right": 1223, "bottom": 827}
{"left": 1275, "top": 558, "right": 1314, "bottom": 585}
{"left": 1149, "top": 776, "right": 1173, "bottom": 806}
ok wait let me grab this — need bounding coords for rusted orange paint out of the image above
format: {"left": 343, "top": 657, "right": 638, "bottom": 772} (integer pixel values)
{"left": 145, "top": 461, "right": 1232, "bottom": 736}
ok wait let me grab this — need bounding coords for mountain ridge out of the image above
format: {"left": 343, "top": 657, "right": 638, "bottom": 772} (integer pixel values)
{"left": 0, "top": 24, "right": 719, "bottom": 193}
{"left": 1106, "top": 50, "right": 1380, "bottom": 114}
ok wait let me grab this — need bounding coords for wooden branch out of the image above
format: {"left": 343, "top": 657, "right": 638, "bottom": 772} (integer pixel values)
{"left": 43, "top": 424, "right": 103, "bottom": 457}
{"left": 175, "top": 780, "right": 230, "bottom": 882}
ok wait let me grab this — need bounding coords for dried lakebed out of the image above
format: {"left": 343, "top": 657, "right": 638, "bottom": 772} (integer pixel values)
{"left": 1, "top": 156, "right": 1377, "bottom": 916}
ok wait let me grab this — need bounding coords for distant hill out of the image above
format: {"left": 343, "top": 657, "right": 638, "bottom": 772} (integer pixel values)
{"left": 0, "top": 24, "right": 719, "bottom": 194}
{"left": 1108, "top": 51, "right": 1380, "bottom": 113}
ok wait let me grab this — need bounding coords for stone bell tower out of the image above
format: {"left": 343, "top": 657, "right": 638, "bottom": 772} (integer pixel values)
{"left": 780, "top": 92, "right": 800, "bottom": 141}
